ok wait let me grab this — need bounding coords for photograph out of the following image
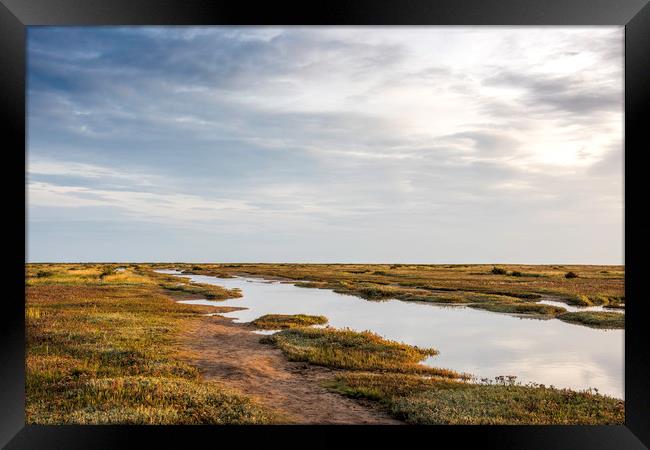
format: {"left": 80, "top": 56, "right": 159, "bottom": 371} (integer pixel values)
{"left": 23, "top": 25, "right": 628, "bottom": 426}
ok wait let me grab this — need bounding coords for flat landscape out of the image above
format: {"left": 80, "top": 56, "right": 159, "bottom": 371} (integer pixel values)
{"left": 25, "top": 26, "right": 626, "bottom": 430}
{"left": 26, "top": 263, "right": 625, "bottom": 425}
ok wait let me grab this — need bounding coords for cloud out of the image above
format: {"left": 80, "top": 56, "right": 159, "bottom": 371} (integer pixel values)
{"left": 587, "top": 145, "right": 624, "bottom": 177}
{"left": 26, "top": 27, "right": 624, "bottom": 263}
{"left": 28, "top": 158, "right": 160, "bottom": 186}
{"left": 484, "top": 71, "right": 621, "bottom": 116}
{"left": 441, "top": 130, "right": 521, "bottom": 157}
{"left": 28, "top": 180, "right": 256, "bottom": 223}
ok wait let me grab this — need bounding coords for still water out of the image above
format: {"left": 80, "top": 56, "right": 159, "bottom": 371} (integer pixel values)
{"left": 157, "top": 270, "right": 624, "bottom": 399}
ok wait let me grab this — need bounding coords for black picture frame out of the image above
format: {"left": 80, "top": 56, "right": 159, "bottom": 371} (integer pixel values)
{"left": 2, "top": 0, "right": 648, "bottom": 448}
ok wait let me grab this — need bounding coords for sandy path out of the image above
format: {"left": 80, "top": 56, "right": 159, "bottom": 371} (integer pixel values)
{"left": 177, "top": 315, "right": 402, "bottom": 424}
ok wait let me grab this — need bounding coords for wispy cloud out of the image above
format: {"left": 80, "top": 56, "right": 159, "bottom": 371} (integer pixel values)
{"left": 29, "top": 158, "right": 160, "bottom": 186}
{"left": 27, "top": 27, "right": 623, "bottom": 263}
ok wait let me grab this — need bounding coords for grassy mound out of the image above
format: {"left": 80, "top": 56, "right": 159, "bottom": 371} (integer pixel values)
{"left": 563, "top": 294, "right": 625, "bottom": 308}
{"left": 468, "top": 302, "right": 566, "bottom": 317}
{"left": 294, "top": 281, "right": 328, "bottom": 289}
{"left": 391, "top": 381, "right": 624, "bottom": 425}
{"left": 469, "top": 302, "right": 566, "bottom": 318}
{"left": 557, "top": 311, "right": 624, "bottom": 329}
{"left": 261, "top": 327, "right": 464, "bottom": 378}
{"left": 158, "top": 281, "right": 241, "bottom": 300}
{"left": 251, "top": 314, "right": 328, "bottom": 329}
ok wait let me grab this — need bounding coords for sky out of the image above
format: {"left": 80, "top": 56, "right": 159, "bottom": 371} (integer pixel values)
{"left": 27, "top": 26, "right": 624, "bottom": 264}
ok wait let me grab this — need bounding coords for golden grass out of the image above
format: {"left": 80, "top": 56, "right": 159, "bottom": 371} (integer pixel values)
{"left": 25, "top": 263, "right": 626, "bottom": 425}
{"left": 251, "top": 314, "right": 328, "bottom": 329}
{"left": 261, "top": 327, "right": 466, "bottom": 379}
{"left": 138, "top": 267, "right": 242, "bottom": 300}
{"left": 557, "top": 311, "right": 624, "bottom": 329}
{"left": 468, "top": 302, "right": 567, "bottom": 317}
{"left": 25, "top": 263, "right": 280, "bottom": 424}
{"left": 328, "top": 372, "right": 624, "bottom": 425}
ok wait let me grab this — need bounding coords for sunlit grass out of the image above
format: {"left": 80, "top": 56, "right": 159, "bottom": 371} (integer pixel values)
{"left": 557, "top": 311, "right": 624, "bottom": 329}
{"left": 327, "top": 373, "right": 624, "bottom": 425}
{"left": 468, "top": 302, "right": 567, "bottom": 318}
{"left": 261, "top": 327, "right": 466, "bottom": 378}
{"left": 251, "top": 314, "right": 328, "bottom": 329}
{"left": 25, "top": 263, "right": 279, "bottom": 424}
{"left": 25, "top": 263, "right": 626, "bottom": 425}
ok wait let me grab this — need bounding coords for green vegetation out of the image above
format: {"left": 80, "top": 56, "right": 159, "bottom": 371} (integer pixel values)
{"left": 327, "top": 373, "right": 623, "bottom": 425}
{"left": 99, "top": 265, "right": 117, "bottom": 279}
{"left": 558, "top": 311, "right": 624, "bottom": 329}
{"left": 261, "top": 327, "right": 464, "bottom": 378}
{"left": 565, "top": 294, "right": 594, "bottom": 306}
{"left": 293, "top": 281, "right": 328, "bottom": 288}
{"left": 251, "top": 314, "right": 328, "bottom": 329}
{"left": 334, "top": 283, "right": 431, "bottom": 301}
{"left": 563, "top": 293, "right": 625, "bottom": 308}
{"left": 158, "top": 281, "right": 241, "bottom": 300}
{"left": 26, "top": 263, "right": 626, "bottom": 425}
{"left": 468, "top": 302, "right": 566, "bottom": 318}
{"left": 257, "top": 316, "right": 623, "bottom": 424}
{"left": 604, "top": 301, "right": 625, "bottom": 310}
{"left": 139, "top": 267, "right": 242, "bottom": 300}
{"left": 178, "top": 265, "right": 236, "bottom": 278}
{"left": 147, "top": 263, "right": 623, "bottom": 324}
{"left": 26, "top": 264, "right": 280, "bottom": 424}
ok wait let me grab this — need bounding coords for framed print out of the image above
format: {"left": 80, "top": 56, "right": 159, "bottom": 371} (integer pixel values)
{"left": 2, "top": 0, "right": 649, "bottom": 448}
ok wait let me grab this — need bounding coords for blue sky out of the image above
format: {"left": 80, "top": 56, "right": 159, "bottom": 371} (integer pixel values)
{"left": 27, "top": 27, "right": 623, "bottom": 263}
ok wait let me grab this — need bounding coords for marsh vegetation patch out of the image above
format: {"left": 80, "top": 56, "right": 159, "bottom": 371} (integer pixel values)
{"left": 326, "top": 370, "right": 624, "bottom": 424}
{"left": 557, "top": 311, "right": 624, "bottom": 329}
{"left": 251, "top": 314, "right": 328, "bottom": 329}
{"left": 261, "top": 327, "right": 466, "bottom": 378}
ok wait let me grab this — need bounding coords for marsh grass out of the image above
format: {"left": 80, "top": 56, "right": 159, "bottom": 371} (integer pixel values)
{"left": 334, "top": 283, "right": 430, "bottom": 301}
{"left": 328, "top": 372, "right": 624, "bottom": 425}
{"left": 391, "top": 381, "right": 624, "bottom": 425}
{"left": 159, "top": 281, "right": 241, "bottom": 300}
{"left": 325, "top": 372, "right": 462, "bottom": 401}
{"left": 259, "top": 321, "right": 624, "bottom": 425}
{"left": 468, "top": 302, "right": 566, "bottom": 317}
{"left": 561, "top": 293, "right": 624, "bottom": 308}
{"left": 27, "top": 264, "right": 154, "bottom": 286}
{"left": 294, "top": 281, "right": 329, "bottom": 289}
{"left": 180, "top": 266, "right": 236, "bottom": 278}
{"left": 26, "top": 264, "right": 279, "bottom": 424}
{"left": 26, "top": 307, "right": 42, "bottom": 320}
{"left": 261, "top": 327, "right": 465, "bottom": 378}
{"left": 139, "top": 267, "right": 242, "bottom": 300}
{"left": 25, "top": 263, "right": 625, "bottom": 424}
{"left": 154, "top": 263, "right": 623, "bottom": 324}
{"left": 557, "top": 311, "right": 624, "bottom": 329}
{"left": 251, "top": 314, "right": 328, "bottom": 329}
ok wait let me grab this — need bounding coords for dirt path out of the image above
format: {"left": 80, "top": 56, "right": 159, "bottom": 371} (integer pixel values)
{"left": 177, "top": 314, "right": 402, "bottom": 424}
